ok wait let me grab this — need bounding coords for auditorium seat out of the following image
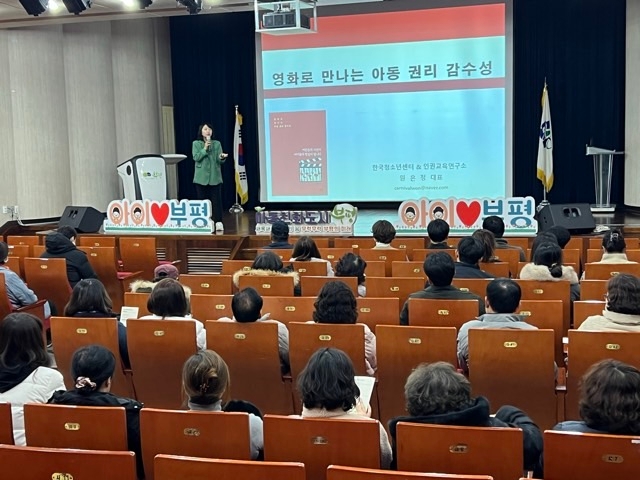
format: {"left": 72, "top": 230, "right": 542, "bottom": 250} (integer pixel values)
{"left": 360, "top": 248, "right": 408, "bottom": 276}
{"left": 221, "top": 259, "right": 253, "bottom": 275}
{"left": 583, "top": 262, "right": 640, "bottom": 280}
{"left": 376, "top": 325, "right": 457, "bottom": 427}
{"left": 479, "top": 261, "right": 509, "bottom": 278}
{"left": 300, "top": 276, "right": 358, "bottom": 296}
{"left": 181, "top": 274, "right": 234, "bottom": 295}
{"left": 391, "top": 261, "right": 426, "bottom": 279}
{"left": 468, "top": 329, "right": 557, "bottom": 430}
{"left": 0, "top": 273, "right": 47, "bottom": 327}
{"left": 205, "top": 320, "right": 294, "bottom": 415}
{"left": 356, "top": 297, "right": 400, "bottom": 330}
{"left": 327, "top": 466, "right": 493, "bottom": 480}
{"left": 262, "top": 296, "right": 316, "bottom": 324}
{"left": 333, "top": 238, "right": 375, "bottom": 254}
{"left": 238, "top": 274, "right": 296, "bottom": 296}
{"left": 6, "top": 244, "right": 29, "bottom": 278}
{"left": 407, "top": 299, "right": 479, "bottom": 329}
{"left": 77, "top": 235, "right": 117, "bottom": 248}
{"left": 572, "top": 301, "right": 605, "bottom": 329}
{"left": 517, "top": 300, "right": 565, "bottom": 363}
{"left": 563, "top": 248, "right": 581, "bottom": 271}
{"left": 123, "top": 291, "right": 151, "bottom": 317}
{"left": 565, "top": 330, "right": 640, "bottom": 420}
{"left": 364, "top": 260, "right": 386, "bottom": 277}
{"left": 544, "top": 430, "right": 640, "bottom": 480}
{"left": 587, "top": 248, "right": 640, "bottom": 263}
{"left": 258, "top": 248, "right": 294, "bottom": 261}
{"left": 318, "top": 247, "right": 355, "bottom": 264}
{"left": 452, "top": 278, "right": 491, "bottom": 298}
{"left": 119, "top": 237, "right": 175, "bottom": 281}
{"left": 190, "top": 294, "right": 233, "bottom": 321}
{"left": 389, "top": 238, "right": 425, "bottom": 258}
{"left": 366, "top": 277, "right": 424, "bottom": 312}
{"left": 505, "top": 237, "right": 530, "bottom": 251}
{"left": 24, "top": 404, "right": 128, "bottom": 450}
{"left": 31, "top": 245, "right": 46, "bottom": 257}
{"left": 290, "top": 236, "right": 330, "bottom": 249}
{"left": 395, "top": 423, "right": 522, "bottom": 480}
{"left": 589, "top": 236, "right": 640, "bottom": 249}
{"left": 23, "top": 257, "right": 72, "bottom": 315}
{"left": 154, "top": 455, "right": 306, "bottom": 480}
{"left": 6, "top": 235, "right": 40, "bottom": 255}
{"left": 264, "top": 415, "right": 382, "bottom": 480}
{"left": 140, "top": 408, "right": 253, "bottom": 480}
{"left": 516, "top": 280, "right": 570, "bottom": 332}
{"left": 491, "top": 249, "right": 520, "bottom": 278}
{"left": 565, "top": 237, "right": 584, "bottom": 252}
{"left": 127, "top": 319, "right": 198, "bottom": 409}
{"left": 51, "top": 316, "right": 133, "bottom": 398}
{"left": 0, "top": 445, "right": 137, "bottom": 480}
{"left": 580, "top": 279, "right": 608, "bottom": 300}
{"left": 0, "top": 402, "right": 14, "bottom": 445}
{"left": 292, "top": 261, "right": 329, "bottom": 277}
{"left": 411, "top": 248, "right": 456, "bottom": 262}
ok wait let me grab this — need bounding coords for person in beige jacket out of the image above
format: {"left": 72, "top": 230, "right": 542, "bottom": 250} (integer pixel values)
{"left": 593, "top": 229, "right": 638, "bottom": 264}
{"left": 579, "top": 274, "right": 640, "bottom": 332}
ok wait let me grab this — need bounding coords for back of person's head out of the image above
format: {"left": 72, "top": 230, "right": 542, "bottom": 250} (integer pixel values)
{"left": 530, "top": 233, "right": 559, "bottom": 261}
{"left": 147, "top": 278, "right": 189, "bottom": 317}
{"left": 57, "top": 225, "right": 77, "bottom": 241}
{"left": 64, "top": 279, "right": 113, "bottom": 317}
{"left": 231, "top": 287, "right": 263, "bottom": 322}
{"left": 270, "top": 220, "right": 290, "bottom": 243}
{"left": 372, "top": 220, "right": 396, "bottom": 244}
{"left": 0, "top": 241, "right": 8, "bottom": 263}
{"left": 313, "top": 280, "right": 357, "bottom": 324}
{"left": 605, "top": 274, "right": 640, "bottom": 315}
{"left": 297, "top": 347, "right": 359, "bottom": 412}
{"left": 335, "top": 253, "right": 367, "bottom": 285}
{"left": 182, "top": 349, "right": 230, "bottom": 406}
{"left": 423, "top": 252, "right": 455, "bottom": 287}
{"left": 456, "top": 237, "right": 484, "bottom": 265}
{"left": 602, "top": 229, "right": 626, "bottom": 254}
{"left": 291, "top": 236, "right": 321, "bottom": 261}
{"left": 71, "top": 344, "right": 116, "bottom": 393}
{"left": 427, "top": 219, "right": 450, "bottom": 244}
{"left": 153, "top": 264, "right": 180, "bottom": 282}
{"left": 0, "top": 313, "right": 49, "bottom": 370}
{"left": 532, "top": 242, "right": 564, "bottom": 278}
{"left": 486, "top": 278, "right": 521, "bottom": 314}
{"left": 404, "top": 362, "right": 473, "bottom": 417}
{"left": 547, "top": 225, "right": 571, "bottom": 249}
{"left": 579, "top": 359, "right": 640, "bottom": 435}
{"left": 482, "top": 215, "right": 505, "bottom": 238}
{"left": 252, "top": 251, "right": 284, "bottom": 272}
{"left": 472, "top": 229, "right": 497, "bottom": 263}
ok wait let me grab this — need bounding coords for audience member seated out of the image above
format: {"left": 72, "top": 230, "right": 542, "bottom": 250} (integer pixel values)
{"left": 399, "top": 252, "right": 485, "bottom": 326}
{"left": 578, "top": 274, "right": 640, "bottom": 332}
{"left": 454, "top": 237, "right": 493, "bottom": 279}
{"left": 312, "top": 281, "right": 377, "bottom": 375}
{"left": 263, "top": 220, "right": 294, "bottom": 249}
{"left": 482, "top": 215, "right": 526, "bottom": 261}
{"left": 297, "top": 348, "right": 392, "bottom": 468}
{"left": 0, "top": 241, "right": 51, "bottom": 318}
{"left": 335, "top": 253, "right": 367, "bottom": 297}
{"left": 372, "top": 220, "right": 398, "bottom": 249}
{"left": 520, "top": 242, "right": 580, "bottom": 301}
{"left": 139, "top": 278, "right": 206, "bottom": 349}
{"left": 529, "top": 233, "right": 559, "bottom": 262}
{"left": 41, "top": 226, "right": 98, "bottom": 287}
{"left": 290, "top": 236, "right": 334, "bottom": 276}
{"left": 554, "top": 359, "right": 640, "bottom": 435}
{"left": 0, "top": 313, "right": 65, "bottom": 445}
{"left": 388, "top": 362, "right": 543, "bottom": 475}
{"left": 48, "top": 345, "right": 143, "bottom": 478}
{"left": 129, "top": 264, "right": 193, "bottom": 299}
{"left": 218, "top": 287, "right": 290, "bottom": 373}
{"left": 427, "top": 219, "right": 452, "bottom": 249}
{"left": 182, "top": 350, "right": 263, "bottom": 459}
{"left": 594, "top": 229, "right": 638, "bottom": 264}
{"left": 457, "top": 278, "right": 537, "bottom": 372}
{"left": 233, "top": 251, "right": 300, "bottom": 296}
{"left": 64, "top": 279, "right": 130, "bottom": 368}
{"left": 472, "top": 229, "right": 500, "bottom": 263}
{"left": 547, "top": 225, "right": 571, "bottom": 249}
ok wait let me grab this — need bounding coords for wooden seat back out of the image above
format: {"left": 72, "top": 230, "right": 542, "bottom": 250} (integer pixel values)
{"left": 563, "top": 248, "right": 581, "bottom": 269}
{"left": 452, "top": 278, "right": 491, "bottom": 298}
{"left": 23, "top": 257, "right": 72, "bottom": 315}
{"left": 222, "top": 260, "right": 254, "bottom": 275}
{"left": 504, "top": 237, "right": 530, "bottom": 251}
{"left": 0, "top": 402, "right": 13, "bottom": 445}
{"left": 583, "top": 262, "right": 640, "bottom": 280}
{"left": 327, "top": 466, "right": 492, "bottom": 480}
{"left": 516, "top": 279, "right": 570, "bottom": 332}
{"left": 0, "top": 445, "right": 136, "bottom": 480}
{"left": 141, "top": 408, "right": 252, "bottom": 480}
{"left": 32, "top": 245, "right": 46, "bottom": 257}
{"left": 589, "top": 248, "right": 640, "bottom": 263}
{"left": 50, "top": 316, "right": 131, "bottom": 397}
{"left": 123, "top": 291, "right": 151, "bottom": 317}
{"left": 190, "top": 294, "right": 233, "bottom": 320}
{"left": 180, "top": 274, "right": 233, "bottom": 295}
{"left": 544, "top": 430, "right": 640, "bottom": 480}
{"left": 127, "top": 319, "right": 198, "bottom": 408}
{"left": 77, "top": 236, "right": 117, "bottom": 248}
{"left": 396, "top": 423, "right": 522, "bottom": 480}
{"left": 364, "top": 260, "right": 386, "bottom": 277}
{"left": 407, "top": 299, "right": 479, "bottom": 329}
{"left": 411, "top": 248, "right": 456, "bottom": 262}
{"left": 264, "top": 415, "right": 381, "bottom": 480}
{"left": 290, "top": 237, "right": 330, "bottom": 248}
{"left": 257, "top": 248, "right": 294, "bottom": 261}
{"left": 154, "top": 455, "right": 306, "bottom": 480}
{"left": 119, "top": 237, "right": 160, "bottom": 280}
{"left": 319, "top": 247, "right": 354, "bottom": 263}
{"left": 6, "top": 235, "right": 39, "bottom": 254}
{"left": 6, "top": 244, "right": 29, "bottom": 277}
{"left": 589, "top": 237, "right": 639, "bottom": 249}
{"left": 376, "top": 325, "right": 457, "bottom": 426}
{"left": 356, "top": 297, "right": 400, "bottom": 330}
{"left": 333, "top": 237, "right": 375, "bottom": 254}
{"left": 391, "top": 261, "right": 426, "bottom": 279}
{"left": 366, "top": 277, "right": 425, "bottom": 312}
{"left": 360, "top": 249, "right": 408, "bottom": 276}
{"left": 292, "top": 261, "right": 329, "bottom": 277}
{"left": 262, "top": 296, "right": 316, "bottom": 324}
{"left": 478, "top": 262, "right": 509, "bottom": 278}
{"left": 24, "top": 404, "right": 127, "bottom": 450}
{"left": 390, "top": 238, "right": 425, "bottom": 259}
{"left": 517, "top": 300, "right": 565, "bottom": 362}
{"left": 238, "top": 275, "right": 295, "bottom": 296}
{"left": 3, "top": 257, "right": 23, "bottom": 280}
{"left": 580, "top": 280, "right": 608, "bottom": 300}
{"left": 491, "top": 249, "right": 520, "bottom": 277}
{"left": 0, "top": 273, "right": 46, "bottom": 328}
{"left": 205, "top": 320, "right": 293, "bottom": 415}
{"left": 573, "top": 301, "right": 606, "bottom": 329}
{"left": 300, "top": 276, "right": 358, "bottom": 297}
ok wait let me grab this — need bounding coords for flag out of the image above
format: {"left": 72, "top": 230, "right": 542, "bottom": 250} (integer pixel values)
{"left": 536, "top": 84, "right": 553, "bottom": 192}
{"left": 233, "top": 108, "right": 249, "bottom": 204}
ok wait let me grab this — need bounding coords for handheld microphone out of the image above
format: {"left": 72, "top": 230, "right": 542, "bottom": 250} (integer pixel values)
{"left": 205, "top": 135, "right": 211, "bottom": 149}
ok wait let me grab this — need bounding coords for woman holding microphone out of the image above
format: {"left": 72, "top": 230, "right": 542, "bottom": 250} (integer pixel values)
{"left": 192, "top": 123, "right": 228, "bottom": 232}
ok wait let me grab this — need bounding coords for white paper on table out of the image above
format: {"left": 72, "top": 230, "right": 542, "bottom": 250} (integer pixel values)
{"left": 119, "top": 306, "right": 139, "bottom": 326}
{"left": 354, "top": 376, "right": 375, "bottom": 406}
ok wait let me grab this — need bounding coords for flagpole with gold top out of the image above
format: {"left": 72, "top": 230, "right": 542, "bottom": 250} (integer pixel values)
{"left": 229, "top": 104, "right": 244, "bottom": 214}
{"left": 536, "top": 79, "right": 553, "bottom": 213}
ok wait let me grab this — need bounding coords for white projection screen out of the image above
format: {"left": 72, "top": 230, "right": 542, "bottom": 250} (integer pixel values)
{"left": 256, "top": 0, "right": 513, "bottom": 203}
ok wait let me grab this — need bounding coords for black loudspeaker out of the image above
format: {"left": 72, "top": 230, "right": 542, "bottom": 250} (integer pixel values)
{"left": 538, "top": 204, "right": 596, "bottom": 235}
{"left": 59, "top": 206, "right": 105, "bottom": 234}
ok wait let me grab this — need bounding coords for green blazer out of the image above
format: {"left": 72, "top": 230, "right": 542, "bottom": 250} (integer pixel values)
{"left": 192, "top": 139, "right": 226, "bottom": 186}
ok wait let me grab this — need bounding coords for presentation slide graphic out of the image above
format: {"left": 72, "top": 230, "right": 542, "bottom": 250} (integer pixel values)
{"left": 260, "top": 3, "right": 507, "bottom": 202}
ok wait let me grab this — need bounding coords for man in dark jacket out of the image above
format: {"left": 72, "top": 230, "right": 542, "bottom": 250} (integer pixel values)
{"left": 454, "top": 237, "right": 493, "bottom": 279}
{"left": 399, "top": 252, "right": 485, "bottom": 325}
{"left": 388, "top": 361, "right": 543, "bottom": 476}
{"left": 483, "top": 216, "right": 526, "bottom": 261}
{"left": 426, "top": 219, "right": 452, "bottom": 249}
{"left": 41, "top": 226, "right": 98, "bottom": 287}
{"left": 263, "top": 220, "right": 294, "bottom": 249}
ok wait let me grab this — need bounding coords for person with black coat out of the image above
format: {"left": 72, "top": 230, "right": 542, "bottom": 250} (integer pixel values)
{"left": 41, "top": 226, "right": 98, "bottom": 287}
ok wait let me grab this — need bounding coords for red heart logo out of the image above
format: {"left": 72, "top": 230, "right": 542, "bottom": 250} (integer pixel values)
{"left": 456, "top": 201, "right": 481, "bottom": 227}
{"left": 151, "top": 203, "right": 170, "bottom": 226}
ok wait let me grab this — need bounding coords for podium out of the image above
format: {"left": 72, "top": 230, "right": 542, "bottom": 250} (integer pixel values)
{"left": 586, "top": 146, "right": 624, "bottom": 213}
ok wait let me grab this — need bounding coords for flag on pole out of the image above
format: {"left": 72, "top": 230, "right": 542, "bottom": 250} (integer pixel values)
{"left": 536, "top": 83, "right": 553, "bottom": 192}
{"left": 233, "top": 107, "right": 249, "bottom": 205}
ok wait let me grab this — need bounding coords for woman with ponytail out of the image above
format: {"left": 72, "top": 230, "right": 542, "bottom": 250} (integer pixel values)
{"left": 595, "top": 229, "right": 638, "bottom": 264}
{"left": 519, "top": 242, "right": 580, "bottom": 301}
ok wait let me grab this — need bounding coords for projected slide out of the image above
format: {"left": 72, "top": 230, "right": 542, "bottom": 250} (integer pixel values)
{"left": 260, "top": 3, "right": 507, "bottom": 202}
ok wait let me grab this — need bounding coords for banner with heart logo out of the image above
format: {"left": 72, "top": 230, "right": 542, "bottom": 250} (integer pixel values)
{"left": 103, "top": 199, "right": 213, "bottom": 234}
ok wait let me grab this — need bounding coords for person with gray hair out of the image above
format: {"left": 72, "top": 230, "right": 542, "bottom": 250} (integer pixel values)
{"left": 388, "top": 361, "right": 543, "bottom": 476}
